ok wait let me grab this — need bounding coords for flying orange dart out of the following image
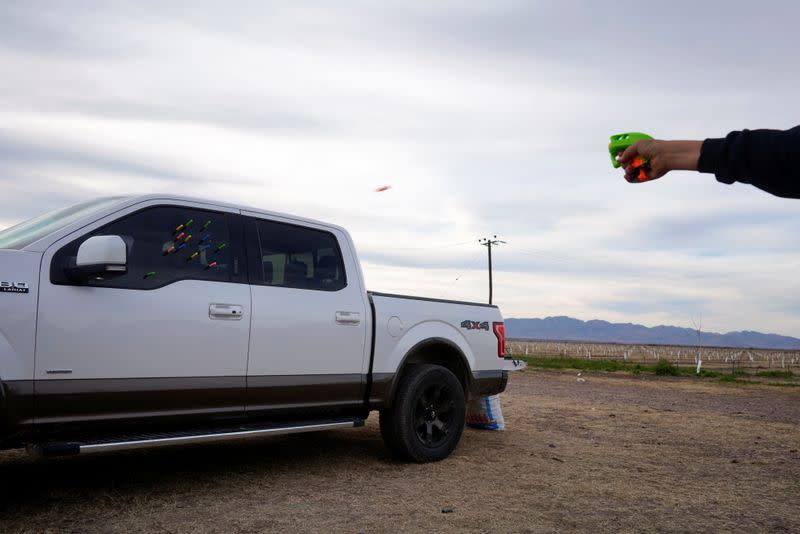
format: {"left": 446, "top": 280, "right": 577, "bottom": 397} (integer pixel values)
{"left": 374, "top": 185, "right": 391, "bottom": 192}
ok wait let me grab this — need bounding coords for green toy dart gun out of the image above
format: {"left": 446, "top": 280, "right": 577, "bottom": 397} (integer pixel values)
{"left": 608, "top": 132, "right": 653, "bottom": 182}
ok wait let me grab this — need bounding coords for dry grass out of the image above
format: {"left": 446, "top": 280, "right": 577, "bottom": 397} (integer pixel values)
{"left": 1, "top": 371, "right": 798, "bottom": 533}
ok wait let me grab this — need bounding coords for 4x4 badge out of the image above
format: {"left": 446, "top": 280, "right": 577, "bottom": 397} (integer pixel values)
{"left": 460, "top": 320, "right": 489, "bottom": 331}
{"left": 0, "top": 281, "right": 29, "bottom": 294}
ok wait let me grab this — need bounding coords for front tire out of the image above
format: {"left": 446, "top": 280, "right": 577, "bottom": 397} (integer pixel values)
{"left": 379, "top": 364, "right": 466, "bottom": 462}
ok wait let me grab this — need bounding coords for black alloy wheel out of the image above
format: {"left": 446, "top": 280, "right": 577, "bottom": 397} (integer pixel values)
{"left": 413, "top": 382, "right": 456, "bottom": 448}
{"left": 379, "top": 364, "right": 466, "bottom": 462}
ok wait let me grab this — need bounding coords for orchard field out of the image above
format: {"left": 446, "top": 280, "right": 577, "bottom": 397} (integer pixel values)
{"left": 508, "top": 339, "right": 800, "bottom": 373}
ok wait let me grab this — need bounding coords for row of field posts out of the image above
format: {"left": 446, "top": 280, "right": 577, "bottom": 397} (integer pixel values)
{"left": 506, "top": 339, "right": 799, "bottom": 371}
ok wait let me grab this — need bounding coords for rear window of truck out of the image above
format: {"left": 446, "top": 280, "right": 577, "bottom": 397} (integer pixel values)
{"left": 253, "top": 219, "right": 346, "bottom": 291}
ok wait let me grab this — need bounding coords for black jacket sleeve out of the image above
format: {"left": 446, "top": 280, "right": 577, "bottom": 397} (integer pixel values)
{"left": 697, "top": 125, "right": 800, "bottom": 199}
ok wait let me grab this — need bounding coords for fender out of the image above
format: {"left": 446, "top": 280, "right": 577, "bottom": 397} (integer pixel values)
{"left": 380, "top": 319, "right": 477, "bottom": 374}
{"left": 389, "top": 336, "right": 472, "bottom": 403}
{"left": 0, "top": 374, "right": 34, "bottom": 444}
{"left": 372, "top": 334, "right": 474, "bottom": 409}
{"left": 0, "top": 375, "right": 6, "bottom": 432}
{"left": 366, "top": 310, "right": 480, "bottom": 409}
{"left": 0, "top": 249, "right": 40, "bottom": 432}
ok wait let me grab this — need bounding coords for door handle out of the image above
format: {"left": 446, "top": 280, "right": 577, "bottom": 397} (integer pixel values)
{"left": 335, "top": 311, "right": 361, "bottom": 326}
{"left": 209, "top": 303, "right": 244, "bottom": 320}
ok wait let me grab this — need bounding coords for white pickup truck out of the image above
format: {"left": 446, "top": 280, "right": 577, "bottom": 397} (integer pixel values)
{"left": 0, "top": 194, "right": 509, "bottom": 462}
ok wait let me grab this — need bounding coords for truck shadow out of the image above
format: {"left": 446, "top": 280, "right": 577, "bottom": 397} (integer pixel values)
{"left": 0, "top": 426, "right": 393, "bottom": 517}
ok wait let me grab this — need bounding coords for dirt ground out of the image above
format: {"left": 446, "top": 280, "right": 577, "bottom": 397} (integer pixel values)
{"left": 1, "top": 371, "right": 798, "bottom": 533}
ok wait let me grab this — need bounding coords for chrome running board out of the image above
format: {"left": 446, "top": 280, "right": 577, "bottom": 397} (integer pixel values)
{"left": 27, "top": 418, "right": 364, "bottom": 457}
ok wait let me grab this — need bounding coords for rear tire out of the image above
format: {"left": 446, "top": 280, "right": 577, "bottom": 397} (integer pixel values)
{"left": 379, "top": 364, "right": 466, "bottom": 462}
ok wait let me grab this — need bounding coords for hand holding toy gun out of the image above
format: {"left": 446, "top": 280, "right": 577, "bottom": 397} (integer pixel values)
{"left": 609, "top": 133, "right": 704, "bottom": 184}
{"left": 609, "top": 132, "right": 654, "bottom": 182}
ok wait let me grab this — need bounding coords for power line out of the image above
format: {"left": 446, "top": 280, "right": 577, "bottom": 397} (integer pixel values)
{"left": 388, "top": 239, "right": 478, "bottom": 251}
{"left": 512, "top": 246, "right": 701, "bottom": 286}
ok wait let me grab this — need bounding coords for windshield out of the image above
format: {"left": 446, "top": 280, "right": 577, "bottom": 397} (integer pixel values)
{"left": 0, "top": 196, "right": 129, "bottom": 250}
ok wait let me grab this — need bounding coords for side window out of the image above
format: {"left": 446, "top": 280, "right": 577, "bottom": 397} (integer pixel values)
{"left": 52, "top": 206, "right": 233, "bottom": 289}
{"left": 254, "top": 219, "right": 346, "bottom": 291}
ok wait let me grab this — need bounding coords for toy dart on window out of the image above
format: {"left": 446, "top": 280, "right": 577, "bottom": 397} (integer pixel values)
{"left": 608, "top": 132, "right": 653, "bottom": 183}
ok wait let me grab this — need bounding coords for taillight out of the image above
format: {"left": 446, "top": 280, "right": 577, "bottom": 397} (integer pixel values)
{"left": 492, "top": 322, "right": 505, "bottom": 357}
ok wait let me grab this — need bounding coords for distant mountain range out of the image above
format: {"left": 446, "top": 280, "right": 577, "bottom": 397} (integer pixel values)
{"left": 505, "top": 316, "right": 800, "bottom": 350}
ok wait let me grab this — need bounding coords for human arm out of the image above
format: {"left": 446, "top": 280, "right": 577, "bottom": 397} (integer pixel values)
{"left": 618, "top": 126, "right": 800, "bottom": 199}
{"left": 697, "top": 126, "right": 800, "bottom": 199}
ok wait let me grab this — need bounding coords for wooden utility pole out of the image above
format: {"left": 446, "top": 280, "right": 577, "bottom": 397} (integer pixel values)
{"left": 479, "top": 236, "right": 505, "bottom": 304}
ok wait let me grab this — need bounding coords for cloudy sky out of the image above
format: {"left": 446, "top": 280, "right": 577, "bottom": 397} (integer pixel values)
{"left": 1, "top": 1, "right": 799, "bottom": 336}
